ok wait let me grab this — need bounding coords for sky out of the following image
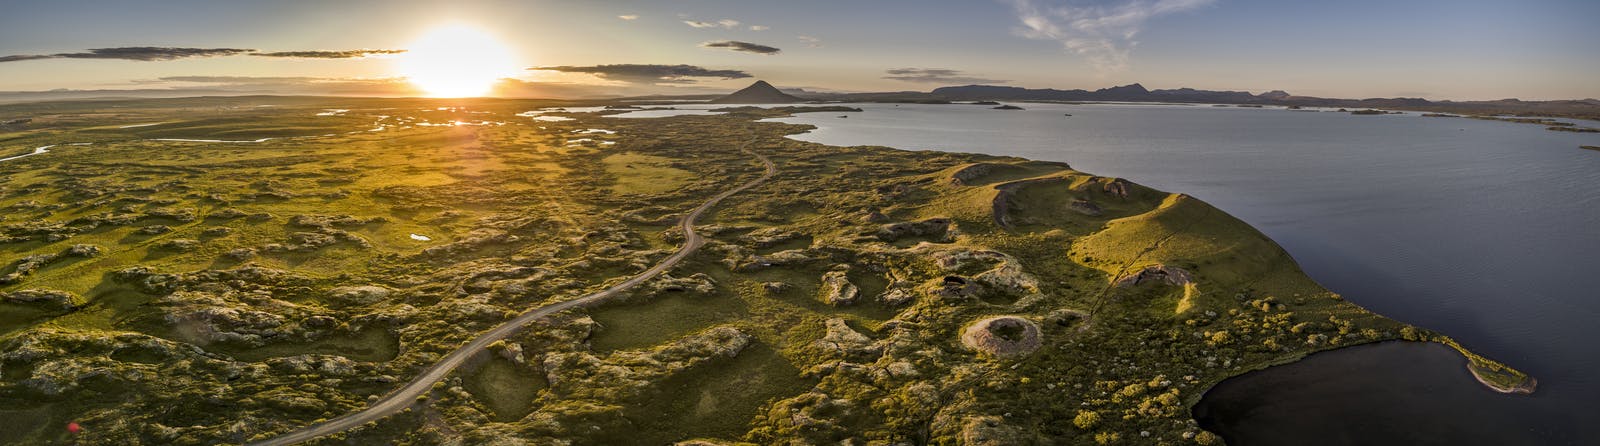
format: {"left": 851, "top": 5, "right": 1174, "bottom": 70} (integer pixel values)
{"left": 1, "top": 0, "right": 1596, "bottom": 100}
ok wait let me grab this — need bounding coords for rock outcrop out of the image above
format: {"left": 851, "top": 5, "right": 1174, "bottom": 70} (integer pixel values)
{"left": 813, "top": 318, "right": 879, "bottom": 359}
{"left": 0, "top": 289, "right": 80, "bottom": 311}
{"left": 1067, "top": 199, "right": 1102, "bottom": 216}
{"left": 820, "top": 270, "right": 860, "bottom": 306}
{"left": 876, "top": 218, "right": 951, "bottom": 242}
{"left": 1115, "top": 265, "right": 1194, "bottom": 287}
{"left": 949, "top": 163, "right": 1000, "bottom": 186}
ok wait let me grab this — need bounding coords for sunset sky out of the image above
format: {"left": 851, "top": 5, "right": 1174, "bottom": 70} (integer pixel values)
{"left": 2, "top": 0, "right": 1596, "bottom": 100}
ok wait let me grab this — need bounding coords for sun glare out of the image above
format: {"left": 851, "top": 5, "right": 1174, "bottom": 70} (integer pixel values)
{"left": 395, "top": 24, "right": 518, "bottom": 98}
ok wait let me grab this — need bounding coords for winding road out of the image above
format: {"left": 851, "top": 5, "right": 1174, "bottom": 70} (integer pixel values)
{"left": 0, "top": 145, "right": 54, "bottom": 163}
{"left": 249, "top": 135, "right": 774, "bottom": 445}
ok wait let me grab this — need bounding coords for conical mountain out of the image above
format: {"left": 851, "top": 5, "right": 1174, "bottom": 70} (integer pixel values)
{"left": 709, "top": 80, "right": 803, "bottom": 104}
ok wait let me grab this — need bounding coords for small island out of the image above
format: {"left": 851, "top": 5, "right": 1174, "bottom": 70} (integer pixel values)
{"left": 992, "top": 104, "right": 1025, "bottom": 110}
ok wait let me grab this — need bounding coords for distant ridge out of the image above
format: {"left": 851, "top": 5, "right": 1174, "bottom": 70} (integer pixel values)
{"left": 927, "top": 83, "right": 1264, "bottom": 103}
{"left": 710, "top": 80, "right": 803, "bottom": 104}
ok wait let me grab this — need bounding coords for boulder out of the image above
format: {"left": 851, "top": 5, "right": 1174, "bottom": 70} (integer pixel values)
{"left": 1068, "top": 199, "right": 1102, "bottom": 216}
{"left": 1, "top": 289, "right": 80, "bottom": 311}
{"left": 649, "top": 273, "right": 717, "bottom": 295}
{"left": 761, "top": 282, "right": 791, "bottom": 294}
{"left": 137, "top": 225, "right": 173, "bottom": 235}
{"left": 328, "top": 285, "right": 393, "bottom": 306}
{"left": 813, "top": 318, "right": 880, "bottom": 359}
{"left": 926, "top": 275, "right": 981, "bottom": 302}
{"left": 1102, "top": 178, "right": 1131, "bottom": 198}
{"left": 820, "top": 270, "right": 860, "bottom": 306}
{"left": 63, "top": 244, "right": 103, "bottom": 257}
{"left": 876, "top": 288, "right": 915, "bottom": 307}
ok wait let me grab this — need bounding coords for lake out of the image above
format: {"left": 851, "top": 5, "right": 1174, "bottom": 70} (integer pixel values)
{"left": 766, "top": 102, "right": 1600, "bottom": 444}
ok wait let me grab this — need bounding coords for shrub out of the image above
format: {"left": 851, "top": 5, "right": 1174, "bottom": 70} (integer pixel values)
{"left": 1073, "top": 410, "right": 1101, "bottom": 430}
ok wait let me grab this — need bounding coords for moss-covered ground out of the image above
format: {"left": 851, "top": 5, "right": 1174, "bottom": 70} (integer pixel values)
{"left": 0, "top": 97, "right": 1526, "bottom": 445}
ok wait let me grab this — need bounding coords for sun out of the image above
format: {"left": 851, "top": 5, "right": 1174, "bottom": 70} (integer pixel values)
{"left": 395, "top": 24, "right": 519, "bottom": 98}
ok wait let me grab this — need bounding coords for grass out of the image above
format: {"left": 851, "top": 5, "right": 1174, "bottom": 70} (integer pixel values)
{"left": 463, "top": 356, "right": 546, "bottom": 421}
{"left": 601, "top": 152, "right": 697, "bottom": 195}
{"left": 0, "top": 97, "right": 1529, "bottom": 445}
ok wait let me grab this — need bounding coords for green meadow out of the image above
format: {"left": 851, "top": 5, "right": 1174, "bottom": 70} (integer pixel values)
{"left": 0, "top": 97, "right": 1526, "bottom": 445}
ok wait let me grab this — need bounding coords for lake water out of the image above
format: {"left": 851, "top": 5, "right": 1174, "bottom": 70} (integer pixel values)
{"left": 766, "top": 102, "right": 1600, "bottom": 444}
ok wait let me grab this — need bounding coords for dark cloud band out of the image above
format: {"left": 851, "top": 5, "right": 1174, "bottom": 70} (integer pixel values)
{"left": 532, "top": 64, "right": 752, "bottom": 84}
{"left": 7, "top": 47, "right": 257, "bottom": 62}
{"left": 699, "top": 40, "right": 781, "bottom": 55}
{"left": 883, "top": 68, "right": 1008, "bottom": 84}
{"left": 252, "top": 49, "right": 407, "bottom": 59}
{"left": 0, "top": 47, "right": 405, "bottom": 63}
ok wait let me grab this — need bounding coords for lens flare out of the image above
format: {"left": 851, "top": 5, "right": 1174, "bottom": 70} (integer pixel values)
{"left": 395, "top": 24, "right": 518, "bottom": 97}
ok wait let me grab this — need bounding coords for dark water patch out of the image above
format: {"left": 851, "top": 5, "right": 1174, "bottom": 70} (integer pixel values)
{"left": 1192, "top": 341, "right": 1591, "bottom": 445}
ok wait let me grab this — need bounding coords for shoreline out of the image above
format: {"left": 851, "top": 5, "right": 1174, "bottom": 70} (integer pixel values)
{"left": 1188, "top": 338, "right": 1536, "bottom": 412}
{"left": 766, "top": 104, "right": 1541, "bottom": 400}
{"left": 1467, "top": 361, "right": 1539, "bottom": 394}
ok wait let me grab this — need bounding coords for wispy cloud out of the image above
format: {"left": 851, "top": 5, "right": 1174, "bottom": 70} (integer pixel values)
{"left": 0, "top": 47, "right": 254, "bottom": 63}
{"left": 251, "top": 49, "right": 405, "bottom": 59}
{"left": 1, "top": 47, "right": 406, "bottom": 63}
{"left": 144, "top": 75, "right": 420, "bottom": 95}
{"left": 797, "top": 35, "right": 823, "bottom": 48}
{"left": 700, "top": 40, "right": 781, "bottom": 55}
{"left": 1006, "top": 0, "right": 1215, "bottom": 72}
{"left": 684, "top": 19, "right": 742, "bottom": 29}
{"left": 0, "top": 54, "right": 56, "bottom": 63}
{"left": 156, "top": 75, "right": 410, "bottom": 86}
{"left": 749, "top": 25, "right": 769, "bottom": 31}
{"left": 618, "top": 14, "right": 639, "bottom": 20}
{"left": 530, "top": 64, "right": 751, "bottom": 84}
{"left": 883, "top": 68, "right": 1008, "bottom": 84}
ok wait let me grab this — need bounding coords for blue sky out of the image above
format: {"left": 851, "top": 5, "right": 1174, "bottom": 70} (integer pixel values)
{"left": 0, "top": 0, "right": 1595, "bottom": 99}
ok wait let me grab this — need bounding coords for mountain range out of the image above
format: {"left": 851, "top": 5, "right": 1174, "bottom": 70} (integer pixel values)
{"left": 747, "top": 82, "right": 1600, "bottom": 121}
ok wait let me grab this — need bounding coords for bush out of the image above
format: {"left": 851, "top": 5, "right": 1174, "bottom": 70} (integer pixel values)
{"left": 1073, "top": 410, "right": 1101, "bottom": 430}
